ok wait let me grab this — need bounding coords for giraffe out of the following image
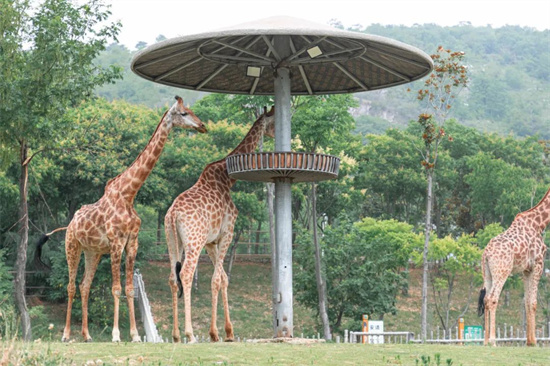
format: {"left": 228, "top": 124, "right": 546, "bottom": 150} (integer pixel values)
{"left": 165, "top": 106, "right": 275, "bottom": 343}
{"left": 478, "top": 187, "right": 550, "bottom": 346}
{"left": 36, "top": 96, "right": 206, "bottom": 342}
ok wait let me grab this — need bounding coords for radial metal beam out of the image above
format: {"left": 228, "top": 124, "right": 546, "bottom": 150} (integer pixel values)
{"left": 287, "top": 36, "right": 328, "bottom": 62}
{"left": 360, "top": 55, "right": 411, "bottom": 82}
{"left": 154, "top": 36, "right": 249, "bottom": 82}
{"left": 134, "top": 47, "right": 196, "bottom": 70}
{"left": 197, "top": 37, "right": 265, "bottom": 91}
{"left": 289, "top": 37, "right": 313, "bottom": 95}
{"left": 210, "top": 39, "right": 275, "bottom": 63}
{"left": 333, "top": 62, "right": 369, "bottom": 91}
{"left": 250, "top": 37, "right": 275, "bottom": 95}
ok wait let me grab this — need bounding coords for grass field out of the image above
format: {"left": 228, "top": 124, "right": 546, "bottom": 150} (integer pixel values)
{"left": 3, "top": 340, "right": 550, "bottom": 365}
{"left": 14, "top": 259, "right": 550, "bottom": 365}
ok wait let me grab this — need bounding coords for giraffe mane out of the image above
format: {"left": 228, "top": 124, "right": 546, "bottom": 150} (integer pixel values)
{"left": 516, "top": 187, "right": 550, "bottom": 218}
{"left": 106, "top": 110, "right": 169, "bottom": 189}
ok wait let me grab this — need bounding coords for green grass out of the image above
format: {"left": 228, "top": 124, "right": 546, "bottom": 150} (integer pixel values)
{"left": 3, "top": 341, "right": 549, "bottom": 365}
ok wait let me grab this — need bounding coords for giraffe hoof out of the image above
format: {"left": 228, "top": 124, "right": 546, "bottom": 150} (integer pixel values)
{"left": 224, "top": 338, "right": 234, "bottom": 342}
{"left": 61, "top": 337, "right": 69, "bottom": 343}
{"left": 131, "top": 336, "right": 142, "bottom": 343}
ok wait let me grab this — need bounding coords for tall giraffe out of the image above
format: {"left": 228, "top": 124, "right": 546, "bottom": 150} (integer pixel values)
{"left": 478, "top": 187, "right": 550, "bottom": 346}
{"left": 165, "top": 106, "right": 275, "bottom": 343}
{"left": 37, "top": 96, "right": 206, "bottom": 342}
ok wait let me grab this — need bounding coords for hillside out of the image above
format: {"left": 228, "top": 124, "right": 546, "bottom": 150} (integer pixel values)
{"left": 37, "top": 259, "right": 546, "bottom": 342}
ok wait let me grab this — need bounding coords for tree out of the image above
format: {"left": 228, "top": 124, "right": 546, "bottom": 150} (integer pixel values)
{"left": 412, "top": 46, "right": 469, "bottom": 341}
{"left": 291, "top": 94, "right": 358, "bottom": 340}
{"left": 411, "top": 234, "right": 482, "bottom": 332}
{"left": 0, "top": 0, "right": 120, "bottom": 340}
{"left": 294, "top": 216, "right": 419, "bottom": 332}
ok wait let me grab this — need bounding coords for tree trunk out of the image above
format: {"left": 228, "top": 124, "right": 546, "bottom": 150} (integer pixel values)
{"left": 311, "top": 182, "right": 332, "bottom": 340}
{"left": 254, "top": 221, "right": 262, "bottom": 254}
{"left": 421, "top": 169, "right": 433, "bottom": 343}
{"left": 267, "top": 182, "right": 277, "bottom": 336}
{"left": 14, "top": 141, "right": 32, "bottom": 341}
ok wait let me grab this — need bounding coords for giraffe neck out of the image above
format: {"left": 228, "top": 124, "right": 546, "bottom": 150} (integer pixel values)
{"left": 228, "top": 114, "right": 265, "bottom": 156}
{"left": 200, "top": 114, "right": 266, "bottom": 189}
{"left": 518, "top": 187, "right": 550, "bottom": 231}
{"left": 106, "top": 112, "right": 172, "bottom": 203}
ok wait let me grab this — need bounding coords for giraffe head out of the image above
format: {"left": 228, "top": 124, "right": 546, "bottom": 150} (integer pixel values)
{"left": 263, "top": 106, "right": 275, "bottom": 138}
{"left": 167, "top": 96, "right": 207, "bottom": 133}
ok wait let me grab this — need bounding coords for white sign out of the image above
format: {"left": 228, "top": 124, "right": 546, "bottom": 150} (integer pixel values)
{"left": 368, "top": 320, "right": 384, "bottom": 344}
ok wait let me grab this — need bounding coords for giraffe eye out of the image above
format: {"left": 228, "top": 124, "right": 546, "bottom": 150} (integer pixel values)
{"left": 180, "top": 112, "right": 188, "bottom": 117}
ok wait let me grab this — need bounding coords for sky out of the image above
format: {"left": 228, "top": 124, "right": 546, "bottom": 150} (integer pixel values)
{"left": 106, "top": 0, "right": 550, "bottom": 49}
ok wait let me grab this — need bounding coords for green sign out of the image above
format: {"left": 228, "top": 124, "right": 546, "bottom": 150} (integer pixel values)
{"left": 464, "top": 326, "right": 483, "bottom": 340}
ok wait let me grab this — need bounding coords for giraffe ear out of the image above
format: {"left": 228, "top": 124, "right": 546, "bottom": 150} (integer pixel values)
{"left": 175, "top": 95, "right": 183, "bottom": 105}
{"left": 266, "top": 106, "right": 275, "bottom": 116}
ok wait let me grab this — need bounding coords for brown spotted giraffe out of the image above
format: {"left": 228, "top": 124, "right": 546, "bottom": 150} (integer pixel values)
{"left": 478, "top": 187, "right": 550, "bottom": 346}
{"left": 37, "top": 96, "right": 206, "bottom": 342}
{"left": 165, "top": 107, "right": 275, "bottom": 343}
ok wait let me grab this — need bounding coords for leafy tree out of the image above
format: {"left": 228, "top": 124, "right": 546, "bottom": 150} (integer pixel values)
{"left": 411, "top": 233, "right": 482, "bottom": 332}
{"left": 0, "top": 0, "right": 121, "bottom": 340}
{"left": 464, "top": 152, "right": 539, "bottom": 225}
{"left": 294, "top": 216, "right": 419, "bottom": 332}
{"left": 412, "top": 46, "right": 469, "bottom": 341}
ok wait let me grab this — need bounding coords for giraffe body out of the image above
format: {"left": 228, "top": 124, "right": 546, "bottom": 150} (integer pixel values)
{"left": 39, "top": 97, "right": 205, "bottom": 342}
{"left": 165, "top": 107, "right": 274, "bottom": 343}
{"left": 480, "top": 187, "right": 550, "bottom": 346}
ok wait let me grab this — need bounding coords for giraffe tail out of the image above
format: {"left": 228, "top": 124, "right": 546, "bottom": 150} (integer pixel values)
{"left": 175, "top": 261, "right": 183, "bottom": 298}
{"left": 34, "top": 227, "right": 68, "bottom": 269}
{"left": 478, "top": 288, "right": 486, "bottom": 317}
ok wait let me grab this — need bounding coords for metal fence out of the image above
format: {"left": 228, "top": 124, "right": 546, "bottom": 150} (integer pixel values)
{"left": 345, "top": 325, "right": 550, "bottom": 346}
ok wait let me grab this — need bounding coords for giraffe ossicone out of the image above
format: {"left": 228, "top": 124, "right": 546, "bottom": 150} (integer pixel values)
{"left": 36, "top": 97, "right": 206, "bottom": 343}
{"left": 165, "top": 106, "right": 275, "bottom": 343}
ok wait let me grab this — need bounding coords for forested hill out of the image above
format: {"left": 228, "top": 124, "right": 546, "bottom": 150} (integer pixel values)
{"left": 96, "top": 24, "right": 549, "bottom": 138}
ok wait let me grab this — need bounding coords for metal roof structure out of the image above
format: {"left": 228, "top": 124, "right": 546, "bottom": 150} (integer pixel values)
{"left": 132, "top": 16, "right": 433, "bottom": 96}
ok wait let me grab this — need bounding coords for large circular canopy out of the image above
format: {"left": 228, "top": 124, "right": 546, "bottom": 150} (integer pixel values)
{"left": 131, "top": 16, "right": 433, "bottom": 95}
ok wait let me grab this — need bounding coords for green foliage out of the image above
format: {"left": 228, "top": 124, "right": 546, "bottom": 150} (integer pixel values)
{"left": 0, "top": 249, "right": 15, "bottom": 338}
{"left": 295, "top": 216, "right": 419, "bottom": 331}
{"left": 465, "top": 151, "right": 539, "bottom": 224}
{"left": 474, "top": 223, "right": 505, "bottom": 249}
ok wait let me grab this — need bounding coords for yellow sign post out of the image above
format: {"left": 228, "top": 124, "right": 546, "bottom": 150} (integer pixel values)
{"left": 459, "top": 317, "right": 465, "bottom": 345}
{"left": 362, "top": 315, "right": 368, "bottom": 344}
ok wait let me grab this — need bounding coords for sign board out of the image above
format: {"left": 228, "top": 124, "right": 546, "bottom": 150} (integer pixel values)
{"left": 367, "top": 320, "right": 384, "bottom": 344}
{"left": 464, "top": 325, "right": 483, "bottom": 340}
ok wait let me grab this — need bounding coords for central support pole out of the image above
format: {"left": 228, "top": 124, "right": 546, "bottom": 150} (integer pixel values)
{"left": 273, "top": 36, "right": 293, "bottom": 338}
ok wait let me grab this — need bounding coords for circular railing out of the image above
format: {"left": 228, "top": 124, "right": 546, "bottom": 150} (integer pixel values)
{"left": 226, "top": 152, "right": 340, "bottom": 183}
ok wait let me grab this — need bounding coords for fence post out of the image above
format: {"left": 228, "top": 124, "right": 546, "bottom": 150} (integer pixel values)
{"left": 345, "top": 329, "right": 348, "bottom": 343}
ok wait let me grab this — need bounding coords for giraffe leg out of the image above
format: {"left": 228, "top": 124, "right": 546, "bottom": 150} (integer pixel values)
{"left": 181, "top": 245, "right": 203, "bottom": 344}
{"left": 213, "top": 230, "right": 235, "bottom": 342}
{"left": 125, "top": 234, "right": 141, "bottom": 342}
{"left": 62, "top": 232, "right": 81, "bottom": 342}
{"left": 165, "top": 215, "right": 182, "bottom": 343}
{"left": 524, "top": 259, "right": 543, "bottom": 346}
{"left": 110, "top": 243, "right": 124, "bottom": 342}
{"left": 79, "top": 251, "right": 102, "bottom": 342}
{"left": 484, "top": 275, "right": 508, "bottom": 346}
{"left": 205, "top": 243, "right": 221, "bottom": 342}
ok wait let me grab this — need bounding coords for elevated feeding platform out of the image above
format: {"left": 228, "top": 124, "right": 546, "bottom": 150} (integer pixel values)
{"left": 226, "top": 152, "right": 340, "bottom": 183}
